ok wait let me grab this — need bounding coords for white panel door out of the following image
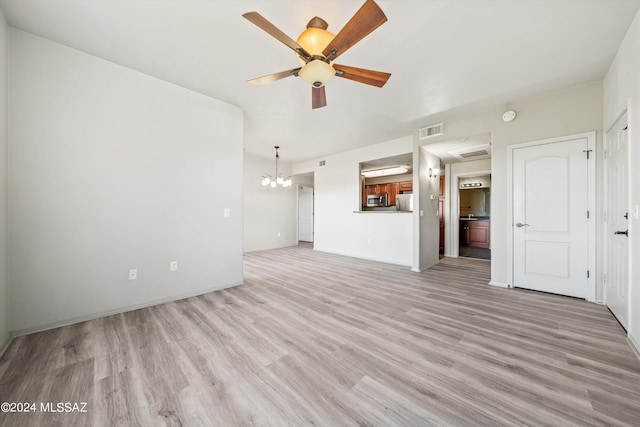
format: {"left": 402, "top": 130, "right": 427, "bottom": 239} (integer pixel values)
{"left": 298, "top": 186, "right": 314, "bottom": 242}
{"left": 605, "top": 115, "right": 629, "bottom": 329}
{"left": 513, "top": 137, "right": 590, "bottom": 298}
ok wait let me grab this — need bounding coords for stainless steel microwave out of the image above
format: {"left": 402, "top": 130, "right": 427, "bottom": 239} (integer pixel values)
{"left": 367, "top": 193, "right": 388, "bottom": 207}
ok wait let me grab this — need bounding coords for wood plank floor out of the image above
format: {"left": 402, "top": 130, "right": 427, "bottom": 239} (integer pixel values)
{"left": 1, "top": 244, "right": 640, "bottom": 426}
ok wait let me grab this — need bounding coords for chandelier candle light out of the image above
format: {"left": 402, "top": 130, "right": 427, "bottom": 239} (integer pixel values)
{"left": 262, "top": 146, "right": 292, "bottom": 188}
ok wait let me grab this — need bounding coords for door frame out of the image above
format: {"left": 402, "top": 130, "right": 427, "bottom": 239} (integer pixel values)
{"left": 506, "top": 131, "right": 596, "bottom": 301}
{"left": 603, "top": 110, "right": 630, "bottom": 319}
{"left": 297, "top": 185, "right": 314, "bottom": 243}
{"left": 446, "top": 169, "right": 492, "bottom": 258}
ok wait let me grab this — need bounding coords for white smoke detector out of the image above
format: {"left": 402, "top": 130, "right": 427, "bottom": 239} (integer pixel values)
{"left": 502, "top": 110, "right": 517, "bottom": 122}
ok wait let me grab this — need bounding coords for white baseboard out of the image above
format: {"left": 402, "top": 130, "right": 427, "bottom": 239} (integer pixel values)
{"left": 12, "top": 280, "right": 244, "bottom": 337}
{"left": 629, "top": 333, "right": 640, "bottom": 361}
{"left": 488, "top": 280, "right": 510, "bottom": 288}
{"left": 419, "top": 258, "right": 439, "bottom": 272}
{"left": 312, "top": 248, "right": 412, "bottom": 268}
{"left": 0, "top": 335, "right": 13, "bottom": 358}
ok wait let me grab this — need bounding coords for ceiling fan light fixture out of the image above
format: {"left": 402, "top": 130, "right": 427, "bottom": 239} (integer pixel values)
{"left": 242, "top": 0, "right": 390, "bottom": 108}
{"left": 298, "top": 59, "right": 335, "bottom": 87}
{"left": 296, "top": 26, "right": 335, "bottom": 63}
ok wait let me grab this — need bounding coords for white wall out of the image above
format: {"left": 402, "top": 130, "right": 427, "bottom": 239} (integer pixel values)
{"left": 415, "top": 147, "right": 441, "bottom": 271}
{"left": 8, "top": 29, "right": 244, "bottom": 333}
{"left": 243, "top": 152, "right": 297, "bottom": 252}
{"left": 416, "top": 82, "right": 604, "bottom": 290}
{"left": 604, "top": 9, "right": 640, "bottom": 351}
{"left": 0, "top": 9, "right": 8, "bottom": 351}
{"left": 293, "top": 136, "right": 413, "bottom": 266}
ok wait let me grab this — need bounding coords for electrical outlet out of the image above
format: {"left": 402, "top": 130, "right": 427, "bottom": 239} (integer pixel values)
{"left": 224, "top": 208, "right": 230, "bottom": 217}
{"left": 128, "top": 269, "right": 137, "bottom": 280}
{"left": 170, "top": 261, "right": 178, "bottom": 272}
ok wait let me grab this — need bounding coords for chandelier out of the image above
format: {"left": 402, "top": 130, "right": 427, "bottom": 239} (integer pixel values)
{"left": 262, "top": 146, "right": 292, "bottom": 188}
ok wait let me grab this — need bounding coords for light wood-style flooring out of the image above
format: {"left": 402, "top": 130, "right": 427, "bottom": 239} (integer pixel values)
{"left": 1, "top": 244, "right": 640, "bottom": 426}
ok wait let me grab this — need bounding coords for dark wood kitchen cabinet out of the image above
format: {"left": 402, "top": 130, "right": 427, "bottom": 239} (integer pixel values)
{"left": 375, "top": 184, "right": 388, "bottom": 194}
{"left": 399, "top": 181, "right": 413, "bottom": 192}
{"left": 364, "top": 183, "right": 399, "bottom": 206}
{"left": 364, "top": 183, "right": 389, "bottom": 195}
{"left": 387, "top": 183, "right": 399, "bottom": 206}
{"left": 460, "top": 220, "right": 490, "bottom": 249}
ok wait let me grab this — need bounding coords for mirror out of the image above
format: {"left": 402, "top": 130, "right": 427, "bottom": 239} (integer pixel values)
{"left": 459, "top": 187, "right": 490, "bottom": 217}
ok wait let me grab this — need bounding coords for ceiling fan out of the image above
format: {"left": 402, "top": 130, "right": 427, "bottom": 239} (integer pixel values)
{"left": 242, "top": 0, "right": 391, "bottom": 109}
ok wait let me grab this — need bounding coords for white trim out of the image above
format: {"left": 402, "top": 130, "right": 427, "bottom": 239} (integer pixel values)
{"left": 0, "top": 335, "right": 13, "bottom": 357}
{"left": 447, "top": 168, "right": 492, "bottom": 259}
{"left": 628, "top": 100, "right": 635, "bottom": 340}
{"left": 12, "top": 281, "right": 243, "bottom": 337}
{"left": 587, "top": 132, "right": 597, "bottom": 302}
{"left": 443, "top": 164, "right": 453, "bottom": 257}
{"left": 488, "top": 280, "right": 510, "bottom": 288}
{"left": 314, "top": 248, "right": 413, "bottom": 269}
{"left": 297, "top": 184, "right": 315, "bottom": 243}
{"left": 629, "top": 333, "right": 640, "bottom": 360}
{"left": 602, "top": 126, "right": 609, "bottom": 305}
{"left": 419, "top": 258, "right": 440, "bottom": 271}
{"left": 507, "top": 131, "right": 597, "bottom": 301}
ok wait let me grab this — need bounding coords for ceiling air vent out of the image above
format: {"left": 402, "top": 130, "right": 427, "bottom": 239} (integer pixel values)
{"left": 449, "top": 144, "right": 491, "bottom": 162}
{"left": 459, "top": 149, "right": 489, "bottom": 159}
{"left": 419, "top": 123, "right": 444, "bottom": 140}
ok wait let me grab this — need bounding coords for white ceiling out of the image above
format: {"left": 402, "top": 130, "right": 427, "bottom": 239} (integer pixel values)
{"left": 1, "top": 0, "right": 638, "bottom": 163}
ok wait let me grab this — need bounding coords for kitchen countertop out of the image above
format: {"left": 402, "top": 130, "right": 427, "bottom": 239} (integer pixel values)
{"left": 357, "top": 207, "right": 412, "bottom": 213}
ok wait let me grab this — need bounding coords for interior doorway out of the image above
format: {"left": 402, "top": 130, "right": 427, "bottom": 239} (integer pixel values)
{"left": 458, "top": 174, "right": 491, "bottom": 260}
{"left": 298, "top": 185, "right": 314, "bottom": 243}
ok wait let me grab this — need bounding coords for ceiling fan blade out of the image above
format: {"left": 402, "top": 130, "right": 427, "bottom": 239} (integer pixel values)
{"left": 322, "top": 0, "right": 387, "bottom": 61}
{"left": 243, "top": 12, "right": 311, "bottom": 60}
{"left": 312, "top": 86, "right": 327, "bottom": 109}
{"left": 334, "top": 64, "right": 391, "bottom": 88}
{"left": 247, "top": 68, "right": 301, "bottom": 86}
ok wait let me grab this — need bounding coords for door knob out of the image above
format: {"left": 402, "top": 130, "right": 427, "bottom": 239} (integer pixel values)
{"left": 515, "top": 222, "right": 530, "bottom": 228}
{"left": 614, "top": 230, "right": 629, "bottom": 237}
